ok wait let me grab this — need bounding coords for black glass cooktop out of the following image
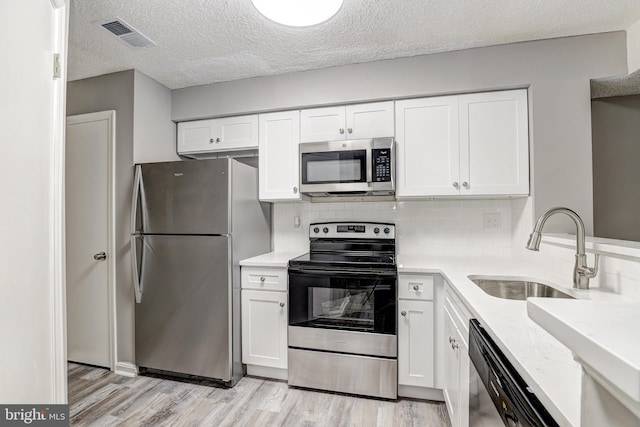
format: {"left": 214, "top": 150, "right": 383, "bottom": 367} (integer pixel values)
{"left": 288, "top": 251, "right": 396, "bottom": 273}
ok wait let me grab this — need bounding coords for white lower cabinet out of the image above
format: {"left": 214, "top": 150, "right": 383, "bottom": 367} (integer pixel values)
{"left": 443, "top": 286, "right": 470, "bottom": 427}
{"left": 398, "top": 299, "right": 434, "bottom": 387}
{"left": 241, "top": 267, "right": 288, "bottom": 379}
{"left": 398, "top": 274, "right": 442, "bottom": 399}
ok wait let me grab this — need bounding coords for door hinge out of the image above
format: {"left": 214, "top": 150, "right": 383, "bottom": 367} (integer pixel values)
{"left": 53, "top": 53, "right": 61, "bottom": 79}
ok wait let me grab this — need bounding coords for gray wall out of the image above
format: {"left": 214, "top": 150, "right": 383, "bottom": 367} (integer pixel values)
{"left": 592, "top": 95, "right": 640, "bottom": 241}
{"left": 172, "top": 32, "right": 628, "bottom": 234}
{"left": 133, "top": 71, "right": 179, "bottom": 164}
{"left": 67, "top": 70, "right": 136, "bottom": 366}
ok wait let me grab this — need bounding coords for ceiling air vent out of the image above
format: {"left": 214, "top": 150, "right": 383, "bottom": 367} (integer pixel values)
{"left": 93, "top": 17, "right": 156, "bottom": 49}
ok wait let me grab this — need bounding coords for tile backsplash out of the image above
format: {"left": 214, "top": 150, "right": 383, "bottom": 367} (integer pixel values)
{"left": 272, "top": 199, "right": 513, "bottom": 257}
{"left": 272, "top": 197, "right": 640, "bottom": 300}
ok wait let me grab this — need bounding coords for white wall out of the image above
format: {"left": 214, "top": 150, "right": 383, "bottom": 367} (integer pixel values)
{"left": 0, "top": 0, "right": 68, "bottom": 403}
{"left": 628, "top": 19, "right": 640, "bottom": 73}
{"left": 274, "top": 200, "right": 513, "bottom": 257}
{"left": 133, "top": 71, "right": 178, "bottom": 163}
{"left": 172, "top": 32, "right": 628, "bottom": 235}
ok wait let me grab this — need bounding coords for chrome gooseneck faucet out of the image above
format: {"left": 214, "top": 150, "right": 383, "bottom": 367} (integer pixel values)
{"left": 526, "top": 207, "right": 599, "bottom": 289}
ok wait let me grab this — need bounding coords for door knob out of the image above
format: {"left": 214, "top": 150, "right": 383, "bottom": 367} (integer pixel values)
{"left": 94, "top": 252, "right": 107, "bottom": 261}
{"left": 401, "top": 311, "right": 407, "bottom": 317}
{"left": 280, "top": 302, "right": 285, "bottom": 308}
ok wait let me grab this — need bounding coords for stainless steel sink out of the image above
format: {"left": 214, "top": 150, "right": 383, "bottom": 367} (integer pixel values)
{"left": 470, "top": 278, "right": 575, "bottom": 300}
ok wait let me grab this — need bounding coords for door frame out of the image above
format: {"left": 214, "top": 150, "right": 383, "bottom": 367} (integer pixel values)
{"left": 66, "top": 110, "right": 117, "bottom": 373}
{"left": 51, "top": 0, "right": 69, "bottom": 404}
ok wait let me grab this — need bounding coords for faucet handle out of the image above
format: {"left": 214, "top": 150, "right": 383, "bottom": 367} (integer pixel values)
{"left": 579, "top": 253, "right": 599, "bottom": 279}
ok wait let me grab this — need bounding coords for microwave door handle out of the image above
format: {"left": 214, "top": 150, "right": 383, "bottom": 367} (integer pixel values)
{"left": 366, "top": 149, "right": 373, "bottom": 186}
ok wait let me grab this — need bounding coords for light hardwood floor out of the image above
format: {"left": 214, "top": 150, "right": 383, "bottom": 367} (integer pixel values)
{"left": 69, "top": 363, "right": 451, "bottom": 426}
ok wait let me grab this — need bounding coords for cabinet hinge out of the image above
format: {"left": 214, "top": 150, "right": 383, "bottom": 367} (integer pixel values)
{"left": 53, "top": 53, "right": 61, "bottom": 79}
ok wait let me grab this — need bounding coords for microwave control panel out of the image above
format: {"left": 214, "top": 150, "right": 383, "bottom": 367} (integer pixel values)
{"left": 372, "top": 149, "right": 392, "bottom": 182}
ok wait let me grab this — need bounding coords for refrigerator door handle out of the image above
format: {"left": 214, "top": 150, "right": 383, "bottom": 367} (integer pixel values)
{"left": 131, "top": 165, "right": 144, "bottom": 303}
{"left": 131, "top": 235, "right": 143, "bottom": 303}
{"left": 131, "top": 165, "right": 142, "bottom": 234}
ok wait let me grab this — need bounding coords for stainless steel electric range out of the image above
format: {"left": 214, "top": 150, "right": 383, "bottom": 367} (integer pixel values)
{"left": 287, "top": 221, "right": 397, "bottom": 399}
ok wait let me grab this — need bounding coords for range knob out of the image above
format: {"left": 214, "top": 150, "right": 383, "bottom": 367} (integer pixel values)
{"left": 323, "top": 227, "right": 329, "bottom": 233}
{"left": 374, "top": 227, "right": 380, "bottom": 234}
{"left": 313, "top": 227, "right": 320, "bottom": 234}
{"left": 384, "top": 227, "right": 390, "bottom": 234}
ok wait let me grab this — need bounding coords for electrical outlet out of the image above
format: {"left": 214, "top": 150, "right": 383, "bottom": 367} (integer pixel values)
{"left": 483, "top": 212, "right": 502, "bottom": 229}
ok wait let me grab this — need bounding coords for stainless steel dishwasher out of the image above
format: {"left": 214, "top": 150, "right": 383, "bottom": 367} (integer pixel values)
{"left": 468, "top": 319, "right": 558, "bottom": 426}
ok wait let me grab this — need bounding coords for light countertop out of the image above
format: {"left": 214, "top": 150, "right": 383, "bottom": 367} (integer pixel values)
{"left": 528, "top": 299, "right": 640, "bottom": 405}
{"left": 241, "top": 251, "right": 632, "bottom": 426}
{"left": 239, "top": 251, "right": 305, "bottom": 268}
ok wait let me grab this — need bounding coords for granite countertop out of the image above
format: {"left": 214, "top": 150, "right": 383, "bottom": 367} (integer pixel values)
{"left": 241, "top": 251, "right": 632, "bottom": 426}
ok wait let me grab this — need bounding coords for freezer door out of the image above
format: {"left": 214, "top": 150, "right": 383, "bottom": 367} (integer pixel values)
{"left": 140, "top": 159, "right": 230, "bottom": 234}
{"left": 135, "top": 235, "right": 232, "bottom": 381}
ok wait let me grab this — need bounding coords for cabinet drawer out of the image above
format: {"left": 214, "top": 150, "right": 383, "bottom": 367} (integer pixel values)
{"left": 398, "top": 275, "right": 434, "bottom": 300}
{"left": 241, "top": 267, "right": 287, "bottom": 291}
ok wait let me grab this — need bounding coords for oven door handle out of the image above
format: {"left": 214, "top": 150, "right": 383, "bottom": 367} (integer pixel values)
{"left": 288, "top": 267, "right": 397, "bottom": 278}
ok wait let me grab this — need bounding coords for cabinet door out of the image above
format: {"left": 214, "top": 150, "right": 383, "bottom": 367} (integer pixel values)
{"left": 458, "top": 333, "right": 470, "bottom": 427}
{"left": 241, "top": 290, "right": 288, "bottom": 369}
{"left": 444, "top": 308, "right": 461, "bottom": 427}
{"left": 177, "top": 119, "right": 216, "bottom": 154}
{"left": 398, "top": 300, "right": 435, "bottom": 388}
{"left": 395, "top": 97, "right": 460, "bottom": 197}
{"left": 346, "top": 101, "right": 395, "bottom": 139}
{"left": 258, "top": 110, "right": 301, "bottom": 201}
{"left": 300, "top": 106, "right": 346, "bottom": 142}
{"left": 459, "top": 89, "right": 529, "bottom": 196}
{"left": 216, "top": 114, "right": 258, "bottom": 151}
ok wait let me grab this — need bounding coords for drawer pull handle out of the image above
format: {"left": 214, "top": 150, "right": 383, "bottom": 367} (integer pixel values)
{"left": 260, "top": 276, "right": 266, "bottom": 283}
{"left": 401, "top": 310, "right": 407, "bottom": 317}
{"left": 412, "top": 284, "right": 420, "bottom": 291}
{"left": 279, "top": 302, "right": 285, "bottom": 308}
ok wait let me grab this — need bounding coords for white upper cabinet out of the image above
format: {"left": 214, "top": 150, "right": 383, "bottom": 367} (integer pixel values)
{"left": 258, "top": 110, "right": 301, "bottom": 201}
{"left": 459, "top": 90, "right": 529, "bottom": 196}
{"left": 177, "top": 114, "right": 258, "bottom": 155}
{"left": 395, "top": 89, "right": 529, "bottom": 198}
{"left": 300, "top": 101, "right": 394, "bottom": 142}
{"left": 396, "top": 96, "right": 460, "bottom": 197}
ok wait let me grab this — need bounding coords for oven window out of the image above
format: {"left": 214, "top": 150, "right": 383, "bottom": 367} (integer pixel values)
{"left": 288, "top": 271, "right": 396, "bottom": 334}
{"left": 301, "top": 150, "right": 366, "bottom": 184}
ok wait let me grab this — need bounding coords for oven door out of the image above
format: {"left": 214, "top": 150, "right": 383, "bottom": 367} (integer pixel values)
{"left": 288, "top": 268, "right": 396, "bottom": 335}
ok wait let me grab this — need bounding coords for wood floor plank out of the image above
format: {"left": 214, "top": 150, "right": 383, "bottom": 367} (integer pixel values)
{"left": 68, "top": 363, "right": 451, "bottom": 427}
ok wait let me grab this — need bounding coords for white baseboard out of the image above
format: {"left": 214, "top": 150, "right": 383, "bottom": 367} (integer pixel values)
{"left": 246, "top": 365, "right": 288, "bottom": 381}
{"left": 398, "top": 385, "right": 444, "bottom": 401}
{"left": 114, "top": 362, "right": 138, "bottom": 378}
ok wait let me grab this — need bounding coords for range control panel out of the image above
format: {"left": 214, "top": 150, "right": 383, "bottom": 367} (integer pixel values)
{"left": 310, "top": 222, "right": 395, "bottom": 239}
{"left": 372, "top": 148, "right": 392, "bottom": 182}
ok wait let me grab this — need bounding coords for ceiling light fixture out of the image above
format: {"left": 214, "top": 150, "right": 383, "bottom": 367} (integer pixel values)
{"left": 251, "top": 0, "right": 343, "bottom": 27}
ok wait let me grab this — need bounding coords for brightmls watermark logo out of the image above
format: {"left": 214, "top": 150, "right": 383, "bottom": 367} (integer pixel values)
{"left": 0, "top": 405, "right": 68, "bottom": 426}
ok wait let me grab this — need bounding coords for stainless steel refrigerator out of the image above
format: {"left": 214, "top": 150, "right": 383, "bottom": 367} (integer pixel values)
{"left": 130, "top": 158, "right": 271, "bottom": 385}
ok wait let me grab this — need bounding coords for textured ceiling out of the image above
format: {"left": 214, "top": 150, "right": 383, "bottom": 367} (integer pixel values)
{"left": 68, "top": 0, "right": 640, "bottom": 90}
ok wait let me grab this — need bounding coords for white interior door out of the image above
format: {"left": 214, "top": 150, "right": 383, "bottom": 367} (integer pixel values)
{"left": 66, "top": 111, "right": 115, "bottom": 369}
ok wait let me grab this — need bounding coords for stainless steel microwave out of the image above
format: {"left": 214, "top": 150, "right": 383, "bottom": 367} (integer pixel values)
{"left": 299, "top": 137, "right": 395, "bottom": 197}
